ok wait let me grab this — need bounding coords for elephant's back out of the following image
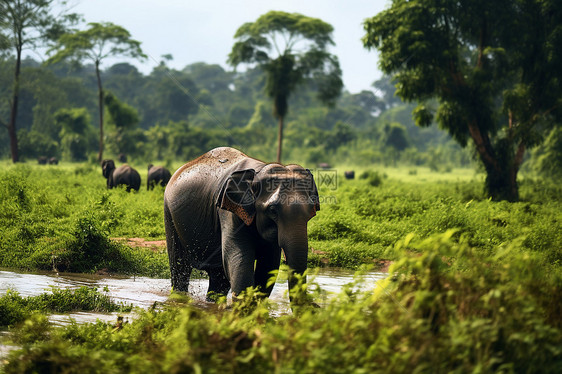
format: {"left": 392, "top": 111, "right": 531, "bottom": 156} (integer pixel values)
{"left": 168, "top": 147, "right": 248, "bottom": 187}
{"left": 114, "top": 165, "right": 141, "bottom": 190}
{"left": 164, "top": 147, "right": 264, "bottom": 224}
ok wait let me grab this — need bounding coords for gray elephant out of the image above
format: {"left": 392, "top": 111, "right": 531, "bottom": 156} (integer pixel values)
{"left": 147, "top": 164, "right": 172, "bottom": 190}
{"left": 101, "top": 159, "right": 141, "bottom": 192}
{"left": 164, "top": 147, "right": 320, "bottom": 302}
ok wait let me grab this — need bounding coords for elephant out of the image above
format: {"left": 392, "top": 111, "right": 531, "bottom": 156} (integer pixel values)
{"left": 101, "top": 159, "right": 141, "bottom": 192}
{"left": 344, "top": 170, "right": 355, "bottom": 180}
{"left": 38, "top": 156, "right": 48, "bottom": 165}
{"left": 147, "top": 164, "right": 172, "bottom": 190}
{"left": 164, "top": 147, "right": 320, "bottom": 302}
{"left": 48, "top": 157, "right": 59, "bottom": 165}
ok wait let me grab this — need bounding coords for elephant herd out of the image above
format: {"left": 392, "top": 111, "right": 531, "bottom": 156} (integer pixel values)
{"left": 100, "top": 147, "right": 322, "bottom": 308}
{"left": 101, "top": 159, "right": 171, "bottom": 191}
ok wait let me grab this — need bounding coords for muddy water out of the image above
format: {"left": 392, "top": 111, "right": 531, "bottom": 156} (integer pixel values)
{"left": 0, "top": 268, "right": 386, "bottom": 359}
{"left": 0, "top": 268, "right": 387, "bottom": 324}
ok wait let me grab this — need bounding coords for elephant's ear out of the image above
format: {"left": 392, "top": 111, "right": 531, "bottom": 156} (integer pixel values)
{"left": 102, "top": 160, "right": 114, "bottom": 178}
{"left": 307, "top": 169, "right": 321, "bottom": 216}
{"left": 217, "top": 169, "right": 256, "bottom": 225}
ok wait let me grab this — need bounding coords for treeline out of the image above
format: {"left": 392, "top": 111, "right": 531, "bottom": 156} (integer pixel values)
{"left": 0, "top": 55, "right": 469, "bottom": 167}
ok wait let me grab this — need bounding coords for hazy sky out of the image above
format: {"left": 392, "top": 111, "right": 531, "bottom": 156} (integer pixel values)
{"left": 64, "top": 0, "right": 389, "bottom": 93}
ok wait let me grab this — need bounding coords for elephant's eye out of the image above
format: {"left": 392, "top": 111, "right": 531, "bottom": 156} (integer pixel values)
{"left": 267, "top": 204, "right": 279, "bottom": 219}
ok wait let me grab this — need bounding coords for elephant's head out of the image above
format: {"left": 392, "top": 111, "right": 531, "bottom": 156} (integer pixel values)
{"left": 218, "top": 164, "right": 320, "bottom": 295}
{"left": 101, "top": 159, "right": 116, "bottom": 179}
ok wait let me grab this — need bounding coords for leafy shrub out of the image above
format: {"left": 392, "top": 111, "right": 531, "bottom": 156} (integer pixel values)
{"left": 4, "top": 234, "right": 561, "bottom": 373}
{"left": 359, "top": 169, "right": 383, "bottom": 186}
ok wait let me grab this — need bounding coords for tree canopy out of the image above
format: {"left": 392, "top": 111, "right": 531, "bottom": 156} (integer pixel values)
{"left": 47, "top": 22, "right": 146, "bottom": 161}
{"left": 229, "top": 11, "right": 343, "bottom": 162}
{"left": 0, "top": 0, "right": 79, "bottom": 162}
{"left": 363, "top": 0, "right": 562, "bottom": 201}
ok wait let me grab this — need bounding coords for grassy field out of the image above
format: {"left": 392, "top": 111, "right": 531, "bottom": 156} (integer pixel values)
{"left": 1, "top": 160, "right": 561, "bottom": 372}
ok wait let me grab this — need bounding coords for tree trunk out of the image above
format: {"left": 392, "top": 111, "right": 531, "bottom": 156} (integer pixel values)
{"left": 467, "top": 121, "right": 521, "bottom": 201}
{"left": 276, "top": 115, "right": 284, "bottom": 163}
{"left": 8, "top": 46, "right": 22, "bottom": 163}
{"left": 95, "top": 60, "right": 104, "bottom": 162}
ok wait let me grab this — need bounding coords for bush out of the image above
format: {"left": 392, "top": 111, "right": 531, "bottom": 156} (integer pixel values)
{"left": 358, "top": 170, "right": 383, "bottom": 187}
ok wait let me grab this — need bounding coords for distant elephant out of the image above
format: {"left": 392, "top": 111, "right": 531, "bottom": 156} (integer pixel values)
{"left": 101, "top": 159, "right": 141, "bottom": 192}
{"left": 48, "top": 157, "right": 59, "bottom": 165}
{"left": 38, "top": 156, "right": 48, "bottom": 165}
{"left": 147, "top": 164, "right": 172, "bottom": 190}
{"left": 164, "top": 147, "right": 320, "bottom": 302}
{"left": 344, "top": 170, "right": 355, "bottom": 179}
{"left": 118, "top": 153, "right": 127, "bottom": 163}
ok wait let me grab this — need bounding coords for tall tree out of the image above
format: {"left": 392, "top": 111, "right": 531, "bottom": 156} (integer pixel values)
{"left": 228, "top": 11, "right": 343, "bottom": 163}
{"left": 47, "top": 22, "right": 146, "bottom": 161}
{"left": 363, "top": 0, "right": 562, "bottom": 201}
{"left": 0, "top": 0, "right": 78, "bottom": 162}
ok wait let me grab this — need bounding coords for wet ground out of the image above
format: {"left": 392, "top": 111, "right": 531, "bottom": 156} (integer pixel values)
{"left": 0, "top": 268, "right": 387, "bottom": 358}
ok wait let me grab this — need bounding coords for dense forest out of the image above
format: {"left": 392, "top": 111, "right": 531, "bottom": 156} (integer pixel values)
{"left": 0, "top": 54, "right": 468, "bottom": 168}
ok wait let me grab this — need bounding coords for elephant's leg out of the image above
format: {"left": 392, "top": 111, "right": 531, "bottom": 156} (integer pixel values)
{"left": 220, "top": 217, "right": 257, "bottom": 297}
{"left": 165, "top": 203, "right": 192, "bottom": 291}
{"left": 206, "top": 267, "right": 230, "bottom": 301}
{"left": 254, "top": 243, "right": 282, "bottom": 297}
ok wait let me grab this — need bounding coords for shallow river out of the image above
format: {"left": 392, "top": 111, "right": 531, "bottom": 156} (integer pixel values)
{"left": 0, "top": 268, "right": 386, "bottom": 323}
{"left": 0, "top": 268, "right": 387, "bottom": 358}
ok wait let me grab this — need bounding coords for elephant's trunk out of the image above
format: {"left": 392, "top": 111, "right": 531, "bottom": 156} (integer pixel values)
{"left": 278, "top": 222, "right": 309, "bottom": 302}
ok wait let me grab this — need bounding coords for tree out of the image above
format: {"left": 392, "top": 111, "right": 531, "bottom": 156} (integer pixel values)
{"left": 363, "top": 0, "right": 562, "bottom": 201}
{"left": 56, "top": 107, "right": 94, "bottom": 161}
{"left": 104, "top": 91, "right": 141, "bottom": 157}
{"left": 228, "top": 11, "right": 343, "bottom": 162}
{"left": 0, "top": 0, "right": 78, "bottom": 162}
{"left": 47, "top": 22, "right": 146, "bottom": 161}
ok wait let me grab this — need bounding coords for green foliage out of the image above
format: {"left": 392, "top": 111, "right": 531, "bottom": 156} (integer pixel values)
{"left": 363, "top": 0, "right": 562, "bottom": 201}
{"left": 47, "top": 22, "right": 145, "bottom": 66}
{"left": 103, "top": 92, "right": 143, "bottom": 157}
{"left": 228, "top": 10, "right": 344, "bottom": 112}
{"left": 531, "top": 126, "right": 562, "bottom": 180}
{"left": 4, "top": 234, "right": 561, "bottom": 372}
{"left": 56, "top": 107, "right": 95, "bottom": 161}
{"left": 229, "top": 10, "right": 343, "bottom": 161}
{"left": 358, "top": 169, "right": 383, "bottom": 187}
{"left": 0, "top": 287, "right": 132, "bottom": 327}
{"left": 309, "top": 173, "right": 562, "bottom": 268}
{"left": 0, "top": 163, "right": 169, "bottom": 277}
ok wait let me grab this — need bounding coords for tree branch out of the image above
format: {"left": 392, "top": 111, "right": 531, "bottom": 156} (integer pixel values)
{"left": 467, "top": 120, "right": 498, "bottom": 170}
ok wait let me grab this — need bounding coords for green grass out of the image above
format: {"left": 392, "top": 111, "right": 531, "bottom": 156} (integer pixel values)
{"left": 0, "top": 286, "right": 132, "bottom": 327}
{"left": 0, "top": 161, "right": 169, "bottom": 276}
{"left": 310, "top": 173, "right": 562, "bottom": 268}
{"left": 1, "top": 161, "right": 561, "bottom": 274}
{"left": 1, "top": 161, "right": 561, "bottom": 372}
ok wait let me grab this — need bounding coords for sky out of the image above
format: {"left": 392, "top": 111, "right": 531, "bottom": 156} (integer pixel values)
{"left": 62, "top": 0, "right": 390, "bottom": 94}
